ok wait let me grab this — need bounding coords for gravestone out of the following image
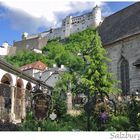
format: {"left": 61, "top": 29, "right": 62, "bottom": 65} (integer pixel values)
{"left": 32, "top": 91, "right": 52, "bottom": 120}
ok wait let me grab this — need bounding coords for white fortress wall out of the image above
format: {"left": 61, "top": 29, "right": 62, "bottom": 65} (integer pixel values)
{"left": 14, "top": 5, "right": 102, "bottom": 51}
{"left": 42, "top": 28, "right": 62, "bottom": 40}
{"left": 0, "top": 47, "right": 8, "bottom": 56}
{"left": 70, "top": 13, "right": 94, "bottom": 34}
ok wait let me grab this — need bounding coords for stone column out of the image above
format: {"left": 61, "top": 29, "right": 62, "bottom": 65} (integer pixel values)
{"left": 21, "top": 89, "right": 26, "bottom": 119}
{"left": 10, "top": 85, "right": 15, "bottom": 122}
{"left": 67, "top": 92, "right": 72, "bottom": 111}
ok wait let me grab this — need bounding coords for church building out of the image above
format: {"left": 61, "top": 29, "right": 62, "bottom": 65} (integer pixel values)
{"left": 99, "top": 2, "right": 140, "bottom": 95}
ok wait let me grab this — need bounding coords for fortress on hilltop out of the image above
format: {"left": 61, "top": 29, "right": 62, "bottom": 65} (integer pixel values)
{"left": 14, "top": 5, "right": 102, "bottom": 52}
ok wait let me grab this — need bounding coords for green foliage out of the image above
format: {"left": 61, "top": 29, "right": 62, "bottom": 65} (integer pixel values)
{"left": 21, "top": 100, "right": 140, "bottom": 131}
{"left": 51, "top": 28, "right": 118, "bottom": 113}
{"left": 127, "top": 97, "right": 140, "bottom": 130}
{"left": 41, "top": 120, "right": 60, "bottom": 131}
{"left": 80, "top": 31, "right": 117, "bottom": 95}
{"left": 117, "top": 101, "right": 128, "bottom": 116}
{"left": 106, "top": 115, "right": 130, "bottom": 131}
{"left": 53, "top": 96, "right": 67, "bottom": 119}
{"left": 65, "top": 27, "right": 96, "bottom": 53}
{"left": 42, "top": 37, "right": 84, "bottom": 71}
{"left": 20, "top": 112, "right": 85, "bottom": 131}
{"left": 51, "top": 74, "right": 69, "bottom": 119}
{"left": 5, "top": 50, "right": 48, "bottom": 67}
{"left": 20, "top": 111, "right": 38, "bottom": 131}
{"left": 40, "top": 113, "right": 88, "bottom": 131}
{"left": 106, "top": 97, "right": 140, "bottom": 131}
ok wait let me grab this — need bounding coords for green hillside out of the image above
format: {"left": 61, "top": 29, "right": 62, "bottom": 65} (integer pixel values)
{"left": 5, "top": 27, "right": 96, "bottom": 71}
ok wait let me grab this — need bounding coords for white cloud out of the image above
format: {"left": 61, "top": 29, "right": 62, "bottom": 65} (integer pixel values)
{"left": 0, "top": 0, "right": 112, "bottom": 33}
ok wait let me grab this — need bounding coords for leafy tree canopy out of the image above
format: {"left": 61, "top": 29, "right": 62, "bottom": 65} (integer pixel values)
{"left": 51, "top": 28, "right": 119, "bottom": 102}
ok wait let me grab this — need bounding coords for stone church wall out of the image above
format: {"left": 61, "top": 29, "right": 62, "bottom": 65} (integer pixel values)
{"left": 105, "top": 34, "right": 140, "bottom": 94}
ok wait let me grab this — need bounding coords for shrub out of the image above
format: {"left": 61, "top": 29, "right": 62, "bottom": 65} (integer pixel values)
{"left": 20, "top": 111, "right": 38, "bottom": 131}
{"left": 53, "top": 97, "right": 67, "bottom": 119}
{"left": 106, "top": 115, "right": 130, "bottom": 131}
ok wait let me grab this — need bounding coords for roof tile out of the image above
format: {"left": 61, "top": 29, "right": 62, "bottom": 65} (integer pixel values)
{"left": 20, "top": 61, "right": 47, "bottom": 71}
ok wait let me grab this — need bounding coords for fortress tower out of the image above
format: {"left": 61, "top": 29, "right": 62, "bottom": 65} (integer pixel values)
{"left": 62, "top": 16, "right": 72, "bottom": 38}
{"left": 92, "top": 5, "right": 102, "bottom": 27}
{"left": 61, "top": 5, "right": 102, "bottom": 39}
{"left": 22, "top": 32, "right": 28, "bottom": 40}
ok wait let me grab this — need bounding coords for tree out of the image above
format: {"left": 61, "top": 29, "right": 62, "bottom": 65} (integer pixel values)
{"left": 42, "top": 39, "right": 83, "bottom": 70}
{"left": 50, "top": 28, "right": 118, "bottom": 108}
{"left": 72, "top": 30, "right": 118, "bottom": 131}
{"left": 80, "top": 30, "right": 116, "bottom": 95}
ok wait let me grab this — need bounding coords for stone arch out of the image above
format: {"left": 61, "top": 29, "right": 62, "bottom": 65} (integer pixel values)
{"left": 14, "top": 78, "right": 24, "bottom": 120}
{"left": 1, "top": 73, "right": 13, "bottom": 84}
{"left": 25, "top": 82, "right": 32, "bottom": 112}
{"left": 0, "top": 73, "right": 12, "bottom": 120}
{"left": 16, "top": 78, "right": 24, "bottom": 89}
{"left": 26, "top": 82, "right": 32, "bottom": 91}
{"left": 118, "top": 56, "right": 130, "bottom": 95}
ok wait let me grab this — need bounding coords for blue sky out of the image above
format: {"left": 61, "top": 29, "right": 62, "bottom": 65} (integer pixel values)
{"left": 0, "top": 1, "right": 135, "bottom": 45}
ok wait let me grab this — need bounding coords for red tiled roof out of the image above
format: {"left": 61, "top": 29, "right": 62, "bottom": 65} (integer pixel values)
{"left": 20, "top": 61, "right": 47, "bottom": 71}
